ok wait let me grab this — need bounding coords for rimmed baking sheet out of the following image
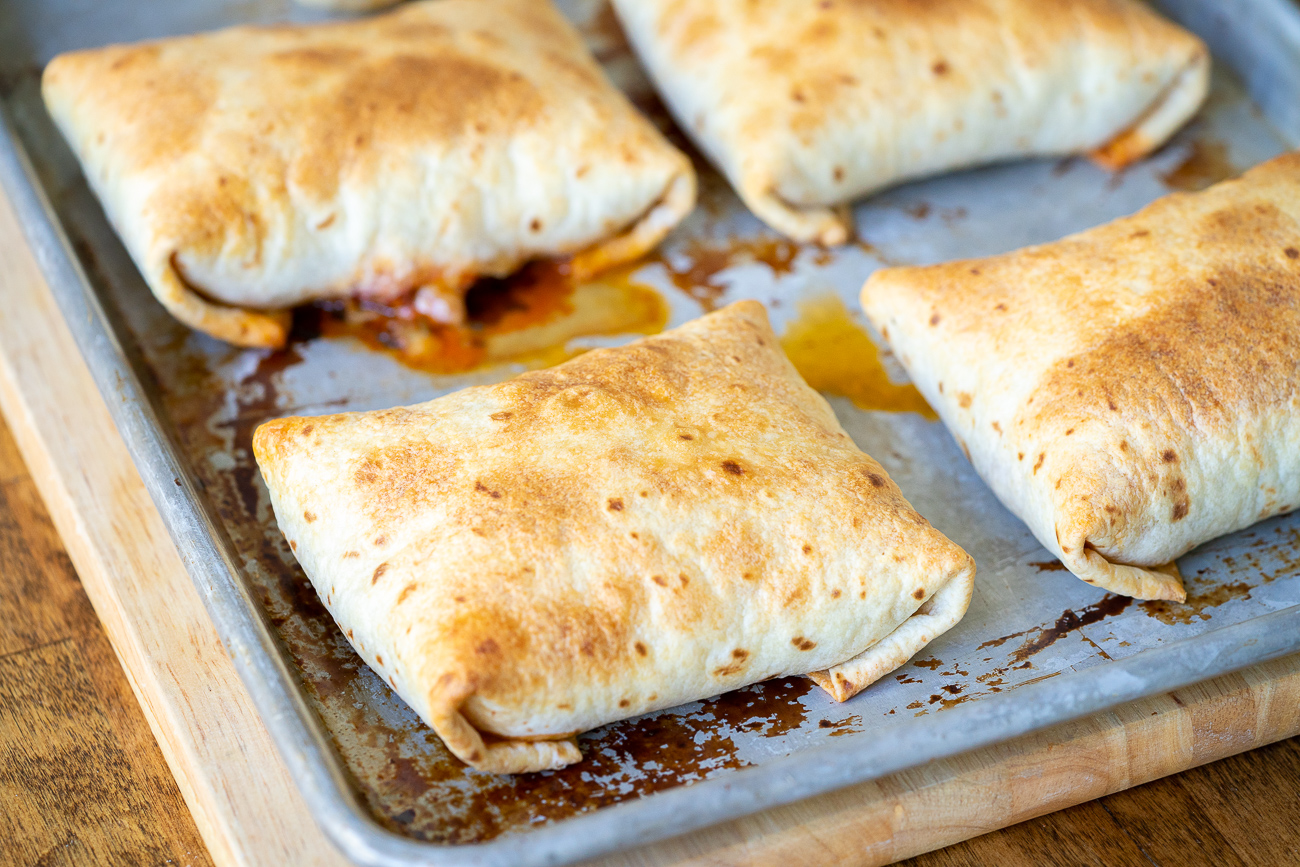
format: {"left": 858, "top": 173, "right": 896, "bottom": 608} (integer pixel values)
{"left": 2, "top": 0, "right": 1300, "bottom": 864}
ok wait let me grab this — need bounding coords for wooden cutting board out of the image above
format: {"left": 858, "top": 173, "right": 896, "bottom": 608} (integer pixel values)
{"left": 1, "top": 179, "right": 1298, "bottom": 867}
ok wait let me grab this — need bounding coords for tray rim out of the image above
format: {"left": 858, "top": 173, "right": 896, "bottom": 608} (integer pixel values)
{"left": 4, "top": 0, "right": 1300, "bottom": 864}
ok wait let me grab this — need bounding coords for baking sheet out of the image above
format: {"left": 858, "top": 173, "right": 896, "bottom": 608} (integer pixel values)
{"left": 3, "top": 1, "right": 1300, "bottom": 864}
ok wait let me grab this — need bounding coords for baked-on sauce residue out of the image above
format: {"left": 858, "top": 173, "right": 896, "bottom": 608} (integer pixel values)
{"left": 299, "top": 259, "right": 668, "bottom": 374}
{"left": 975, "top": 594, "right": 1133, "bottom": 663}
{"left": 780, "top": 295, "right": 937, "bottom": 419}
{"left": 654, "top": 236, "right": 802, "bottom": 311}
{"left": 1160, "top": 139, "right": 1236, "bottom": 192}
{"left": 373, "top": 676, "right": 815, "bottom": 843}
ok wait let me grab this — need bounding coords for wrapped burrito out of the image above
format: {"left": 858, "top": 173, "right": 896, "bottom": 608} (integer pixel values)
{"left": 42, "top": 0, "right": 695, "bottom": 347}
{"left": 254, "top": 302, "right": 975, "bottom": 773}
{"left": 861, "top": 152, "right": 1300, "bottom": 602}
{"left": 611, "top": 0, "right": 1208, "bottom": 244}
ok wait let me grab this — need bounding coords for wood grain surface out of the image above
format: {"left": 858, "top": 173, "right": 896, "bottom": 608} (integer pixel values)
{"left": 2, "top": 175, "right": 1300, "bottom": 867}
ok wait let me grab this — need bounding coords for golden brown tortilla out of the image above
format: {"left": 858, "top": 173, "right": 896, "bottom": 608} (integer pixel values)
{"left": 612, "top": 0, "right": 1207, "bottom": 244}
{"left": 862, "top": 152, "right": 1300, "bottom": 601}
{"left": 42, "top": 0, "right": 695, "bottom": 347}
{"left": 254, "top": 301, "right": 975, "bottom": 773}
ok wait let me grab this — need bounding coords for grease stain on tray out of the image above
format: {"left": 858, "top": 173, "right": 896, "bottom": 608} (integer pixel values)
{"left": 369, "top": 676, "right": 816, "bottom": 843}
{"left": 653, "top": 235, "right": 802, "bottom": 311}
{"left": 1160, "top": 139, "right": 1236, "bottom": 191}
{"left": 976, "top": 594, "right": 1133, "bottom": 662}
{"left": 781, "top": 295, "right": 937, "bottom": 419}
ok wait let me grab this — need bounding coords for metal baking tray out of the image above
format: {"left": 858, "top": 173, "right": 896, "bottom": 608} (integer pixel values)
{"left": 3, "top": 0, "right": 1300, "bottom": 864}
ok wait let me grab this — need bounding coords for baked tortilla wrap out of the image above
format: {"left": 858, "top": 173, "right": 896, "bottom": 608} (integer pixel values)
{"left": 41, "top": 0, "right": 695, "bottom": 348}
{"left": 611, "top": 0, "right": 1207, "bottom": 245}
{"left": 254, "top": 301, "right": 975, "bottom": 773}
{"left": 861, "top": 152, "right": 1300, "bottom": 602}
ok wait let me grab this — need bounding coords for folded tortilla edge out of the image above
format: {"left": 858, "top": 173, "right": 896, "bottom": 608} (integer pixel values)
{"left": 740, "top": 182, "right": 851, "bottom": 247}
{"left": 1090, "top": 38, "right": 1211, "bottom": 171}
{"left": 427, "top": 679, "right": 583, "bottom": 775}
{"left": 569, "top": 162, "right": 698, "bottom": 281}
{"left": 1059, "top": 543, "right": 1186, "bottom": 602}
{"left": 153, "top": 258, "right": 292, "bottom": 348}
{"left": 810, "top": 549, "right": 976, "bottom": 702}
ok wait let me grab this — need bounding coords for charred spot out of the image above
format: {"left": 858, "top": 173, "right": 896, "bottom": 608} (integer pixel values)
{"left": 607, "top": 497, "right": 624, "bottom": 511}
{"left": 833, "top": 165, "right": 844, "bottom": 182}
{"left": 1162, "top": 449, "right": 1178, "bottom": 463}
{"left": 454, "top": 595, "right": 466, "bottom": 603}
{"left": 651, "top": 575, "right": 668, "bottom": 586}
{"left": 1173, "top": 500, "right": 1190, "bottom": 521}
{"left": 1065, "top": 428, "right": 1075, "bottom": 436}
{"left": 303, "top": 510, "right": 317, "bottom": 523}
{"left": 792, "top": 637, "right": 817, "bottom": 651}
{"left": 1033, "top": 453, "right": 1046, "bottom": 474}
{"left": 802, "top": 544, "right": 814, "bottom": 555}
{"left": 1287, "top": 247, "right": 1299, "bottom": 259}
{"left": 831, "top": 588, "right": 841, "bottom": 598}
{"left": 376, "top": 654, "right": 384, "bottom": 666}
{"left": 373, "top": 535, "right": 387, "bottom": 546}
{"left": 1120, "top": 440, "right": 1129, "bottom": 452}
{"left": 994, "top": 302, "right": 1007, "bottom": 311}
{"left": 301, "top": 425, "right": 314, "bottom": 436}
{"left": 396, "top": 582, "right": 419, "bottom": 605}
{"left": 678, "top": 433, "right": 694, "bottom": 440}
{"left": 475, "top": 638, "right": 500, "bottom": 655}
{"left": 1108, "top": 400, "right": 1118, "bottom": 411}
{"left": 1018, "top": 452, "right": 1025, "bottom": 461}
{"left": 867, "top": 473, "right": 886, "bottom": 488}
{"left": 580, "top": 640, "right": 595, "bottom": 656}
{"left": 475, "top": 480, "right": 502, "bottom": 498}
{"left": 929, "top": 313, "right": 941, "bottom": 326}
{"left": 290, "top": 540, "right": 298, "bottom": 551}
{"left": 1066, "top": 359, "right": 1075, "bottom": 368}
{"left": 634, "top": 641, "right": 648, "bottom": 656}
{"left": 679, "top": 574, "right": 690, "bottom": 586}
{"left": 913, "top": 587, "right": 926, "bottom": 600}
{"left": 732, "top": 648, "right": 749, "bottom": 659}
{"left": 932, "top": 60, "right": 949, "bottom": 75}
{"left": 529, "top": 217, "right": 542, "bottom": 232}
{"left": 619, "top": 699, "right": 630, "bottom": 708}
{"left": 372, "top": 562, "right": 389, "bottom": 585}
{"left": 957, "top": 392, "right": 972, "bottom": 409}
{"left": 721, "top": 460, "right": 744, "bottom": 475}
{"left": 490, "top": 411, "right": 513, "bottom": 421}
